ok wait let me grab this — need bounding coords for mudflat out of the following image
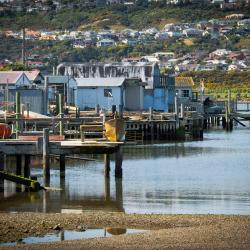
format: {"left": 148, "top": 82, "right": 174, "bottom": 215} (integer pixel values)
{"left": 0, "top": 212, "right": 250, "bottom": 249}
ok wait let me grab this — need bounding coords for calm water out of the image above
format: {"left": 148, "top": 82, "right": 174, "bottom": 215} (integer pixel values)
{"left": 1, "top": 123, "right": 250, "bottom": 215}
{"left": 0, "top": 229, "right": 145, "bottom": 246}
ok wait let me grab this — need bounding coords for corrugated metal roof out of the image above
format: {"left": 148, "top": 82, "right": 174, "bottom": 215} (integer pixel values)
{"left": 76, "top": 77, "right": 126, "bottom": 87}
{"left": 175, "top": 77, "right": 194, "bottom": 87}
{"left": 0, "top": 71, "right": 24, "bottom": 84}
{"left": 46, "top": 75, "right": 72, "bottom": 84}
{"left": 12, "top": 70, "right": 41, "bottom": 81}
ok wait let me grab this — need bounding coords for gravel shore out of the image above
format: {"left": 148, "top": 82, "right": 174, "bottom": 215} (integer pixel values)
{"left": 0, "top": 212, "right": 250, "bottom": 249}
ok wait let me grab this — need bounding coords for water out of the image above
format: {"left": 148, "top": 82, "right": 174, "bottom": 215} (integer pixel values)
{"left": 1, "top": 125, "right": 250, "bottom": 215}
{"left": 0, "top": 228, "right": 145, "bottom": 247}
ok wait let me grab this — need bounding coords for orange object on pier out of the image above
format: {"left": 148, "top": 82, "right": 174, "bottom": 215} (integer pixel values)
{"left": 0, "top": 123, "right": 12, "bottom": 139}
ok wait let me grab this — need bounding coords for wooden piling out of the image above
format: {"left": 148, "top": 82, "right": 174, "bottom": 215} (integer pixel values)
{"left": 104, "top": 177, "right": 110, "bottom": 201}
{"left": 115, "top": 146, "right": 123, "bottom": 178}
{"left": 60, "top": 154, "right": 65, "bottom": 178}
{"left": 59, "top": 94, "right": 64, "bottom": 136}
{"left": 16, "top": 155, "right": 22, "bottom": 176}
{"left": 0, "top": 153, "right": 4, "bottom": 192}
{"left": 118, "top": 105, "right": 123, "bottom": 118}
{"left": 15, "top": 91, "right": 21, "bottom": 139}
{"left": 43, "top": 128, "right": 50, "bottom": 183}
{"left": 104, "top": 154, "right": 110, "bottom": 178}
{"left": 24, "top": 155, "right": 30, "bottom": 178}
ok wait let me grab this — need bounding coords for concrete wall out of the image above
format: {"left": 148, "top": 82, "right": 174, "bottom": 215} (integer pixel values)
{"left": 124, "top": 85, "right": 144, "bottom": 111}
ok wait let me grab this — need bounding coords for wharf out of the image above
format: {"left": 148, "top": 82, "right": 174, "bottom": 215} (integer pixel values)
{"left": 0, "top": 139, "right": 122, "bottom": 155}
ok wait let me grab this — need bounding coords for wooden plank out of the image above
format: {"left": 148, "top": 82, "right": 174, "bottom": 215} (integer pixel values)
{"left": 18, "top": 135, "right": 65, "bottom": 141}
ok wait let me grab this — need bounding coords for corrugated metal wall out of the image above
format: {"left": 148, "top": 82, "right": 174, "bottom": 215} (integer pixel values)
{"left": 9, "top": 89, "right": 45, "bottom": 114}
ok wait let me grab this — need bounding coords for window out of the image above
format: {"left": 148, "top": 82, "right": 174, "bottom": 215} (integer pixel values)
{"left": 104, "top": 89, "right": 112, "bottom": 97}
{"left": 181, "top": 89, "right": 190, "bottom": 98}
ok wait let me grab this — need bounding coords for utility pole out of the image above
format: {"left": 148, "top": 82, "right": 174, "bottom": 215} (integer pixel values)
{"left": 22, "top": 27, "right": 26, "bottom": 67}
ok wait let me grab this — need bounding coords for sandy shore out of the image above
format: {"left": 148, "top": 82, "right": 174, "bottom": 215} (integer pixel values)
{"left": 0, "top": 212, "right": 250, "bottom": 249}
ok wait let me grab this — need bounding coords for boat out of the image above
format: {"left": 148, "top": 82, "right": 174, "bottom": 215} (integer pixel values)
{"left": 0, "top": 123, "right": 12, "bottom": 139}
{"left": 105, "top": 118, "right": 125, "bottom": 142}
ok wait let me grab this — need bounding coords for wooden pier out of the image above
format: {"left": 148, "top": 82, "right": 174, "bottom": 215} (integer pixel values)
{"left": 0, "top": 129, "right": 124, "bottom": 190}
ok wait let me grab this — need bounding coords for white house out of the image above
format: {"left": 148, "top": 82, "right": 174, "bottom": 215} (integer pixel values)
{"left": 76, "top": 77, "right": 144, "bottom": 111}
{"left": 97, "top": 39, "right": 116, "bottom": 47}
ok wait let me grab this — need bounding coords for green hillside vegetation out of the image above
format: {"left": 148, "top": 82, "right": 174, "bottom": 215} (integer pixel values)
{"left": 180, "top": 71, "right": 250, "bottom": 101}
{"left": 0, "top": 3, "right": 249, "bottom": 31}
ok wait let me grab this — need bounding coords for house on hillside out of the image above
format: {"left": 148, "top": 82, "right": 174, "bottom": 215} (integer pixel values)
{"left": 76, "top": 77, "right": 145, "bottom": 111}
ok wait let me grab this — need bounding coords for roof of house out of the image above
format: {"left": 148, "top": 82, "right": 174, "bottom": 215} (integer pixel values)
{"left": 76, "top": 77, "right": 126, "bottom": 87}
{"left": 0, "top": 71, "right": 25, "bottom": 84}
{"left": 175, "top": 77, "right": 194, "bottom": 87}
{"left": 13, "top": 70, "right": 42, "bottom": 81}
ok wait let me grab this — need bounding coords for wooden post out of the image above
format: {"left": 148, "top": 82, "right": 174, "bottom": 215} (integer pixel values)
{"left": 24, "top": 155, "right": 30, "bottom": 178}
{"left": 104, "top": 154, "right": 110, "bottom": 178}
{"left": 115, "top": 178, "right": 123, "bottom": 206}
{"left": 60, "top": 154, "right": 65, "bottom": 178}
{"left": 15, "top": 91, "right": 21, "bottom": 139}
{"left": 149, "top": 107, "right": 153, "bottom": 121}
{"left": 44, "top": 76, "right": 48, "bottom": 115}
{"left": 59, "top": 93, "right": 64, "bottom": 136}
{"left": 180, "top": 103, "right": 184, "bottom": 119}
{"left": 115, "top": 147, "right": 123, "bottom": 178}
{"left": 16, "top": 155, "right": 22, "bottom": 175}
{"left": 43, "top": 128, "right": 50, "bottom": 184}
{"left": 175, "top": 96, "right": 179, "bottom": 128}
{"left": 104, "top": 177, "right": 110, "bottom": 201}
{"left": 112, "top": 105, "right": 116, "bottom": 114}
{"left": 118, "top": 105, "right": 123, "bottom": 118}
{"left": 95, "top": 104, "right": 100, "bottom": 115}
{"left": 0, "top": 153, "right": 4, "bottom": 192}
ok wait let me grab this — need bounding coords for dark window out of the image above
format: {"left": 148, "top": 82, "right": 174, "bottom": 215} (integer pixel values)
{"left": 104, "top": 89, "right": 112, "bottom": 97}
{"left": 181, "top": 89, "right": 189, "bottom": 98}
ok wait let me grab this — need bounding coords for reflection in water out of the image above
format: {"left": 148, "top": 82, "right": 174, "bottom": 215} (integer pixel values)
{"left": 0, "top": 228, "right": 143, "bottom": 247}
{"left": 0, "top": 127, "right": 250, "bottom": 215}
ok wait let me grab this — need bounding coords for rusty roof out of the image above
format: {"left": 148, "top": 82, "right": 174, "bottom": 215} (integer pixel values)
{"left": 175, "top": 77, "right": 194, "bottom": 87}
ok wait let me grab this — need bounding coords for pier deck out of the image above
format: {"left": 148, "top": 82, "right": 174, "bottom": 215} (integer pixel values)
{"left": 0, "top": 139, "right": 122, "bottom": 155}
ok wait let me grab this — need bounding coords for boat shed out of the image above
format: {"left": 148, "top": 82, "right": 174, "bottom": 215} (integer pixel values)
{"left": 76, "top": 77, "right": 145, "bottom": 111}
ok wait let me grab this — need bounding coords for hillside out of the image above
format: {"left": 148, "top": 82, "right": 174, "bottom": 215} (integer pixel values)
{"left": 0, "top": 3, "right": 249, "bottom": 31}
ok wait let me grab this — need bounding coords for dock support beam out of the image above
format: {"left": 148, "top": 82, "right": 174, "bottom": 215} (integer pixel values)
{"left": 104, "top": 177, "right": 110, "bottom": 201}
{"left": 104, "top": 154, "right": 110, "bottom": 178}
{"left": 115, "top": 147, "right": 123, "bottom": 178}
{"left": 43, "top": 128, "right": 50, "bottom": 185}
{"left": 60, "top": 155, "right": 65, "bottom": 178}
{"left": 16, "top": 155, "right": 22, "bottom": 176}
{"left": 24, "top": 155, "right": 30, "bottom": 178}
